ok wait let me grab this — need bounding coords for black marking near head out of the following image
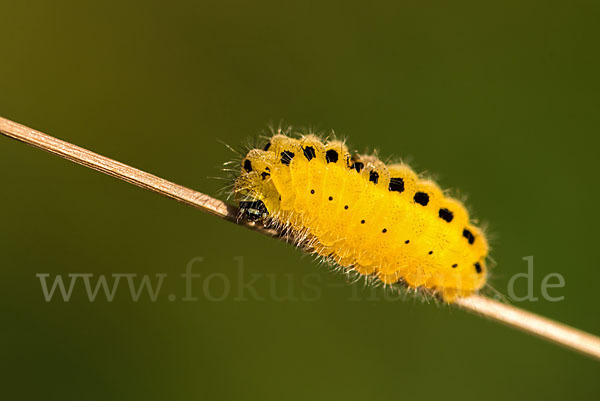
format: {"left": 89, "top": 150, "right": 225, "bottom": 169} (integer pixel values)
{"left": 280, "top": 151, "right": 295, "bottom": 165}
{"left": 463, "top": 229, "right": 475, "bottom": 244}
{"left": 263, "top": 142, "right": 271, "bottom": 151}
{"left": 439, "top": 208, "right": 454, "bottom": 222}
{"left": 261, "top": 172, "right": 270, "bottom": 180}
{"left": 303, "top": 146, "right": 316, "bottom": 161}
{"left": 369, "top": 171, "right": 379, "bottom": 184}
{"left": 389, "top": 177, "right": 405, "bottom": 193}
{"left": 353, "top": 162, "right": 364, "bottom": 172}
{"left": 239, "top": 200, "right": 268, "bottom": 222}
{"left": 414, "top": 192, "right": 429, "bottom": 206}
{"left": 326, "top": 149, "right": 339, "bottom": 163}
{"left": 243, "top": 159, "right": 252, "bottom": 172}
{"left": 474, "top": 262, "right": 482, "bottom": 274}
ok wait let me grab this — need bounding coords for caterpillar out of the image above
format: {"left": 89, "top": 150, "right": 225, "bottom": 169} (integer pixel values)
{"left": 232, "top": 130, "right": 489, "bottom": 302}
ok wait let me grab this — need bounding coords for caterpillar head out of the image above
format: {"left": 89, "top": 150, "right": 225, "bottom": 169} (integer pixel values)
{"left": 235, "top": 148, "right": 279, "bottom": 222}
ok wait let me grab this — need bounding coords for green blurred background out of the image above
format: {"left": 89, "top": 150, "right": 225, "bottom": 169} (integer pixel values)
{"left": 1, "top": 1, "right": 599, "bottom": 399}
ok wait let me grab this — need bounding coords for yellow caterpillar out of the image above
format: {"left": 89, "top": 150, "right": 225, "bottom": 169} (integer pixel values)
{"left": 233, "top": 131, "right": 489, "bottom": 302}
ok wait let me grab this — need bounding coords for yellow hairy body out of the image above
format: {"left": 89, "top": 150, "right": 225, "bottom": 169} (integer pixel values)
{"left": 234, "top": 133, "right": 489, "bottom": 301}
